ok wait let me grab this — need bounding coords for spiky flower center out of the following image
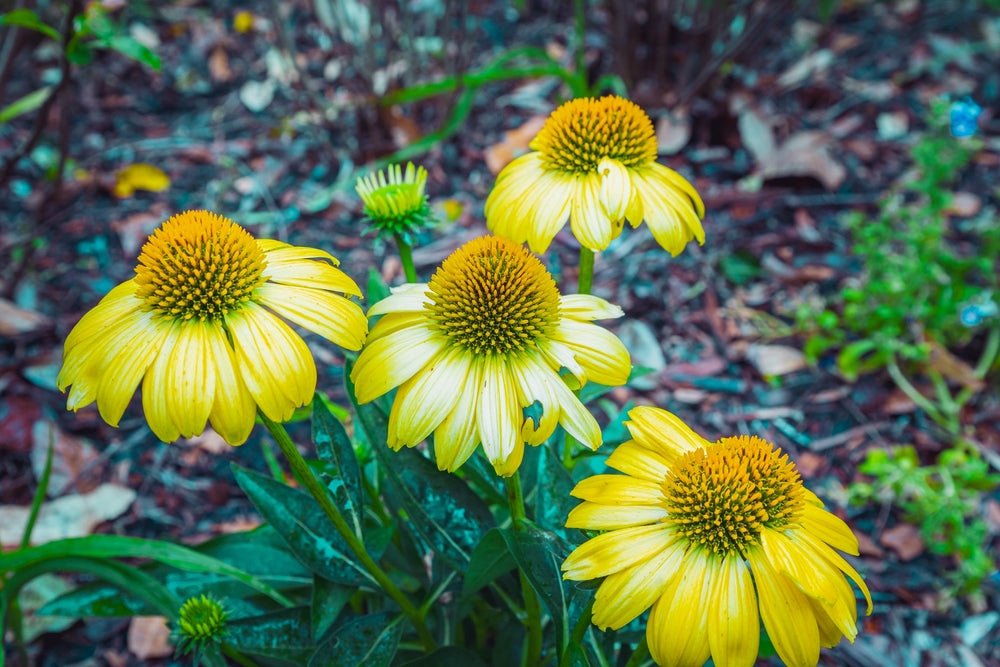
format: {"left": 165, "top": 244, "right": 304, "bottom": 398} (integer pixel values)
{"left": 661, "top": 435, "right": 804, "bottom": 558}
{"left": 426, "top": 236, "right": 560, "bottom": 356}
{"left": 532, "top": 95, "right": 658, "bottom": 174}
{"left": 134, "top": 210, "right": 266, "bottom": 322}
{"left": 356, "top": 162, "right": 431, "bottom": 237}
{"left": 177, "top": 594, "right": 227, "bottom": 644}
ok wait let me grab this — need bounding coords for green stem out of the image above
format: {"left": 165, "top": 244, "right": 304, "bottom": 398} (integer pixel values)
{"left": 623, "top": 634, "right": 650, "bottom": 667}
{"left": 505, "top": 472, "right": 543, "bottom": 667}
{"left": 258, "top": 411, "right": 436, "bottom": 652}
{"left": 886, "top": 356, "right": 947, "bottom": 429}
{"left": 573, "top": 0, "right": 589, "bottom": 97}
{"left": 559, "top": 597, "right": 595, "bottom": 667}
{"left": 394, "top": 232, "right": 418, "bottom": 283}
{"left": 578, "top": 247, "right": 595, "bottom": 295}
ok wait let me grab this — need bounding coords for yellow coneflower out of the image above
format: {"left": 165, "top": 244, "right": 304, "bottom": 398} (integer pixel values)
{"left": 58, "top": 210, "right": 367, "bottom": 446}
{"left": 562, "top": 406, "right": 872, "bottom": 667}
{"left": 350, "top": 235, "right": 631, "bottom": 476}
{"left": 485, "top": 95, "right": 705, "bottom": 255}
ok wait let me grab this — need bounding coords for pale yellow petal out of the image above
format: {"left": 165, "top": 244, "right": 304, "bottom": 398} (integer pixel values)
{"left": 748, "top": 545, "right": 821, "bottom": 667}
{"left": 95, "top": 310, "right": 170, "bottom": 427}
{"left": 569, "top": 174, "right": 614, "bottom": 251}
{"left": 597, "top": 158, "right": 631, "bottom": 223}
{"left": 558, "top": 294, "right": 624, "bottom": 322}
{"left": 645, "top": 161, "right": 705, "bottom": 217}
{"left": 388, "top": 346, "right": 468, "bottom": 448}
{"left": 62, "top": 281, "right": 141, "bottom": 354}
{"left": 801, "top": 502, "right": 861, "bottom": 555}
{"left": 263, "top": 256, "right": 360, "bottom": 297}
{"left": 535, "top": 338, "right": 585, "bottom": 385}
{"left": 350, "top": 323, "right": 443, "bottom": 403}
{"left": 604, "top": 440, "right": 672, "bottom": 482}
{"left": 485, "top": 153, "right": 545, "bottom": 243}
{"left": 433, "top": 358, "right": 482, "bottom": 471}
{"left": 227, "top": 302, "right": 315, "bottom": 421}
{"left": 527, "top": 173, "right": 575, "bottom": 254}
{"left": 142, "top": 321, "right": 183, "bottom": 443}
{"left": 366, "top": 310, "right": 430, "bottom": 342}
{"left": 761, "top": 529, "right": 846, "bottom": 608}
{"left": 561, "top": 523, "right": 673, "bottom": 580}
{"left": 592, "top": 539, "right": 684, "bottom": 630}
{"left": 625, "top": 406, "right": 711, "bottom": 460}
{"left": 546, "top": 368, "right": 601, "bottom": 449}
{"left": 262, "top": 244, "right": 339, "bottom": 266}
{"left": 550, "top": 319, "right": 631, "bottom": 386}
{"left": 509, "top": 353, "right": 560, "bottom": 446}
{"left": 367, "top": 285, "right": 432, "bottom": 317}
{"left": 255, "top": 282, "right": 367, "bottom": 350}
{"left": 707, "top": 555, "right": 760, "bottom": 667}
{"left": 632, "top": 166, "right": 705, "bottom": 256}
{"left": 477, "top": 357, "right": 522, "bottom": 476}
{"left": 570, "top": 474, "right": 664, "bottom": 505}
{"left": 205, "top": 326, "right": 257, "bottom": 446}
{"left": 163, "top": 320, "right": 216, "bottom": 438}
{"left": 565, "top": 501, "right": 669, "bottom": 530}
{"left": 646, "top": 552, "right": 713, "bottom": 667}
{"left": 788, "top": 527, "right": 873, "bottom": 615}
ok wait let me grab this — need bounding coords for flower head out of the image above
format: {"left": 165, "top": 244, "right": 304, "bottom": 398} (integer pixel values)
{"left": 485, "top": 95, "right": 705, "bottom": 255}
{"left": 350, "top": 235, "right": 631, "bottom": 476}
{"left": 562, "top": 406, "right": 872, "bottom": 667}
{"left": 58, "top": 210, "right": 368, "bottom": 446}
{"left": 174, "top": 594, "right": 228, "bottom": 659}
{"left": 356, "top": 162, "right": 434, "bottom": 243}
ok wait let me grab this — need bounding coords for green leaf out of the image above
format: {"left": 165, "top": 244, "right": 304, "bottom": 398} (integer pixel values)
{"left": 105, "top": 34, "right": 161, "bottom": 70}
{"left": 499, "top": 519, "right": 591, "bottom": 664}
{"left": 311, "top": 576, "right": 354, "bottom": 640}
{"left": 0, "top": 9, "right": 60, "bottom": 40}
{"left": 399, "top": 646, "right": 488, "bottom": 667}
{"left": 312, "top": 392, "right": 364, "bottom": 539}
{"left": 0, "top": 535, "right": 293, "bottom": 608}
{"left": 232, "top": 464, "right": 374, "bottom": 587}
{"left": 227, "top": 606, "right": 315, "bottom": 662}
{"left": 836, "top": 339, "right": 879, "bottom": 380}
{"left": 345, "top": 361, "right": 495, "bottom": 568}
{"left": 0, "top": 86, "right": 52, "bottom": 125}
{"left": 460, "top": 528, "right": 516, "bottom": 600}
{"left": 310, "top": 611, "right": 403, "bottom": 667}
{"left": 532, "top": 444, "right": 577, "bottom": 538}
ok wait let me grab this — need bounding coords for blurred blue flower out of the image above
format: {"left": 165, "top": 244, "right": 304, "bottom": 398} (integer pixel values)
{"left": 950, "top": 98, "right": 982, "bottom": 138}
{"left": 959, "top": 292, "right": 997, "bottom": 327}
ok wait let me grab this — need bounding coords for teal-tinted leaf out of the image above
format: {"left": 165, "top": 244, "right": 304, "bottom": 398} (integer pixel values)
{"left": 310, "top": 611, "right": 403, "bottom": 667}
{"left": 227, "top": 606, "right": 314, "bottom": 662}
{"left": 312, "top": 392, "right": 364, "bottom": 539}
{"left": 0, "top": 9, "right": 60, "bottom": 40}
{"left": 40, "top": 583, "right": 149, "bottom": 617}
{"left": 0, "top": 86, "right": 52, "bottom": 125}
{"left": 65, "top": 38, "right": 94, "bottom": 65}
{"left": 532, "top": 444, "right": 577, "bottom": 538}
{"left": 499, "top": 519, "right": 592, "bottom": 663}
{"left": 232, "top": 464, "right": 374, "bottom": 587}
{"left": 345, "top": 361, "right": 495, "bottom": 568}
{"left": 399, "top": 646, "right": 488, "bottom": 667}
{"left": 311, "top": 576, "right": 355, "bottom": 640}
{"left": 460, "top": 528, "right": 516, "bottom": 600}
{"left": 105, "top": 34, "right": 161, "bottom": 70}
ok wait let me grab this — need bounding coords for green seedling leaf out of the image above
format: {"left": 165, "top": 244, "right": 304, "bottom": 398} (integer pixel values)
{"left": 0, "top": 86, "right": 53, "bottom": 125}
{"left": 312, "top": 392, "right": 364, "bottom": 539}
{"left": 105, "top": 34, "right": 161, "bottom": 70}
{"left": 227, "top": 605, "right": 314, "bottom": 662}
{"left": 344, "top": 360, "right": 495, "bottom": 568}
{"left": 231, "top": 465, "right": 375, "bottom": 587}
{"left": 836, "top": 339, "right": 879, "bottom": 380}
{"left": 0, "top": 9, "right": 60, "bottom": 40}
{"left": 460, "top": 528, "right": 516, "bottom": 600}
{"left": 310, "top": 611, "right": 403, "bottom": 667}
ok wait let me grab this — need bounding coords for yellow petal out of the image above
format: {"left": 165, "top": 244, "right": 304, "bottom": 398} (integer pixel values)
{"left": 389, "top": 346, "right": 469, "bottom": 447}
{"left": 204, "top": 326, "right": 257, "bottom": 446}
{"left": 597, "top": 158, "right": 631, "bottom": 222}
{"left": 789, "top": 527, "right": 873, "bottom": 615}
{"left": 625, "top": 406, "right": 711, "bottom": 460}
{"left": 62, "top": 281, "right": 140, "bottom": 355}
{"left": 350, "top": 323, "right": 444, "bottom": 403}
{"left": 565, "top": 501, "right": 669, "bottom": 530}
{"left": 164, "top": 320, "right": 216, "bottom": 438}
{"left": 748, "top": 544, "right": 821, "bottom": 667}
{"left": 527, "top": 172, "right": 575, "bottom": 254}
{"left": 256, "top": 283, "right": 367, "bottom": 350}
{"left": 592, "top": 539, "right": 684, "bottom": 630}
{"left": 113, "top": 163, "right": 170, "bottom": 198}
{"left": 558, "top": 294, "right": 624, "bottom": 321}
{"left": 646, "top": 552, "right": 714, "bottom": 667}
{"left": 545, "top": 368, "right": 600, "bottom": 449}
{"left": 262, "top": 244, "right": 339, "bottom": 266}
{"left": 227, "top": 302, "right": 315, "bottom": 422}
{"left": 632, "top": 165, "right": 705, "bottom": 255}
{"left": 477, "top": 357, "right": 522, "bottom": 476}
{"left": 801, "top": 502, "right": 860, "bottom": 555}
{"left": 569, "top": 174, "right": 613, "bottom": 251}
{"left": 706, "top": 555, "right": 760, "bottom": 667}
{"left": 604, "top": 440, "right": 672, "bottom": 482}
{"left": 570, "top": 474, "right": 664, "bottom": 505}
{"left": 562, "top": 523, "right": 673, "bottom": 580}
{"left": 95, "top": 311, "right": 169, "bottom": 427}
{"left": 509, "top": 353, "right": 561, "bottom": 446}
{"left": 433, "top": 359, "right": 482, "bottom": 472}
{"left": 367, "top": 285, "right": 432, "bottom": 317}
{"left": 142, "top": 321, "right": 183, "bottom": 443}
{"left": 550, "top": 319, "right": 631, "bottom": 386}
{"left": 263, "top": 256, "right": 360, "bottom": 297}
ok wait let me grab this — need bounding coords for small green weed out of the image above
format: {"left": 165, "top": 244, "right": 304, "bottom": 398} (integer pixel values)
{"left": 849, "top": 442, "right": 1000, "bottom": 594}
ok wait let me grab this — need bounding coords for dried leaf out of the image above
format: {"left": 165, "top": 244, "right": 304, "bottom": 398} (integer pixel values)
{"left": 0, "top": 298, "right": 51, "bottom": 336}
{"left": 113, "top": 163, "right": 170, "bottom": 198}
{"left": 208, "top": 45, "right": 232, "bottom": 82}
{"left": 655, "top": 108, "right": 692, "bottom": 155}
{"left": 879, "top": 523, "right": 925, "bottom": 561}
{"left": 945, "top": 192, "right": 981, "bottom": 217}
{"left": 0, "top": 484, "right": 136, "bottom": 548}
{"left": 925, "top": 339, "right": 985, "bottom": 391}
{"left": 757, "top": 131, "right": 847, "bottom": 190}
{"left": 128, "top": 617, "right": 173, "bottom": 659}
{"left": 738, "top": 106, "right": 776, "bottom": 163}
{"left": 777, "top": 48, "right": 833, "bottom": 88}
{"left": 745, "top": 344, "right": 808, "bottom": 377}
{"left": 31, "top": 419, "right": 100, "bottom": 496}
{"left": 484, "top": 115, "right": 547, "bottom": 175}
{"left": 111, "top": 206, "right": 168, "bottom": 256}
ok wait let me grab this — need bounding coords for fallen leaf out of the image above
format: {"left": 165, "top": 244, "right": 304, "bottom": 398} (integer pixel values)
{"left": 617, "top": 320, "right": 666, "bottom": 390}
{"left": 484, "top": 115, "right": 547, "bottom": 174}
{"left": 795, "top": 451, "right": 825, "bottom": 478}
{"left": 672, "top": 387, "right": 707, "bottom": 404}
{"left": 777, "top": 48, "right": 833, "bottom": 88}
{"left": 738, "top": 106, "right": 777, "bottom": 164}
{"left": 128, "top": 617, "right": 173, "bottom": 659}
{"left": 655, "top": 108, "right": 692, "bottom": 155}
{"left": 0, "top": 298, "right": 52, "bottom": 336}
{"left": 208, "top": 45, "right": 232, "bottom": 82}
{"left": 757, "top": 131, "right": 847, "bottom": 190}
{"left": 31, "top": 419, "right": 100, "bottom": 496}
{"left": 0, "top": 395, "right": 42, "bottom": 454}
{"left": 944, "top": 192, "right": 981, "bottom": 217}
{"left": 876, "top": 111, "right": 909, "bottom": 140}
{"left": 925, "top": 339, "right": 985, "bottom": 391}
{"left": 113, "top": 164, "right": 170, "bottom": 198}
{"left": 745, "top": 344, "right": 809, "bottom": 377}
{"left": 0, "top": 484, "right": 136, "bottom": 548}
{"left": 111, "top": 206, "right": 168, "bottom": 256}
{"left": 239, "top": 79, "right": 276, "bottom": 113}
{"left": 855, "top": 529, "right": 885, "bottom": 558}
{"left": 879, "top": 523, "right": 925, "bottom": 561}
{"left": 17, "top": 574, "right": 77, "bottom": 643}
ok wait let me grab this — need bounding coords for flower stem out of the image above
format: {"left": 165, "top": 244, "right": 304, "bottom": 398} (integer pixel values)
{"left": 578, "top": 247, "right": 595, "bottom": 295}
{"left": 559, "top": 597, "right": 595, "bottom": 667}
{"left": 505, "top": 472, "right": 543, "bottom": 667}
{"left": 394, "top": 232, "right": 418, "bottom": 283}
{"left": 258, "top": 410, "right": 436, "bottom": 651}
{"left": 623, "top": 634, "right": 650, "bottom": 667}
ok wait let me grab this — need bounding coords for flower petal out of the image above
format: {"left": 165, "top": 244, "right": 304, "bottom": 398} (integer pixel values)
{"left": 632, "top": 164, "right": 705, "bottom": 256}
{"left": 256, "top": 282, "right": 367, "bottom": 350}
{"left": 707, "top": 555, "right": 760, "bottom": 667}
{"left": 477, "top": 357, "right": 523, "bottom": 476}
{"left": 592, "top": 538, "right": 684, "bottom": 630}
{"left": 562, "top": 523, "right": 673, "bottom": 580}
{"left": 433, "top": 358, "right": 482, "bottom": 472}
{"left": 646, "top": 551, "right": 713, "bottom": 667}
{"left": 570, "top": 174, "right": 614, "bottom": 251}
{"left": 801, "top": 501, "right": 861, "bottom": 555}
{"left": 95, "top": 310, "right": 170, "bottom": 427}
{"left": 263, "top": 256, "right": 361, "bottom": 297}
{"left": 565, "top": 501, "right": 669, "bottom": 530}
{"left": 747, "top": 544, "right": 821, "bottom": 667}
{"left": 510, "top": 353, "right": 561, "bottom": 446}
{"left": 164, "top": 320, "right": 217, "bottom": 438}
{"left": 350, "top": 322, "right": 444, "bottom": 403}
{"left": 367, "top": 285, "right": 432, "bottom": 317}
{"left": 141, "top": 321, "right": 183, "bottom": 443}
{"left": 227, "top": 302, "right": 315, "bottom": 421}
{"left": 550, "top": 319, "right": 631, "bottom": 386}
{"left": 558, "top": 294, "right": 624, "bottom": 322}
{"left": 788, "top": 527, "right": 873, "bottom": 615}
{"left": 205, "top": 327, "right": 257, "bottom": 446}
{"left": 604, "top": 440, "right": 672, "bottom": 482}
{"left": 625, "top": 406, "right": 711, "bottom": 460}
{"left": 597, "top": 158, "right": 631, "bottom": 223}
{"left": 62, "top": 281, "right": 141, "bottom": 354}
{"left": 388, "top": 346, "right": 469, "bottom": 448}
{"left": 570, "top": 474, "right": 664, "bottom": 505}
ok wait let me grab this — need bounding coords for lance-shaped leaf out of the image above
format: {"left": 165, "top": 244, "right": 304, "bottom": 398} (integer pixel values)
{"left": 312, "top": 392, "right": 365, "bottom": 539}
{"left": 310, "top": 611, "right": 403, "bottom": 667}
